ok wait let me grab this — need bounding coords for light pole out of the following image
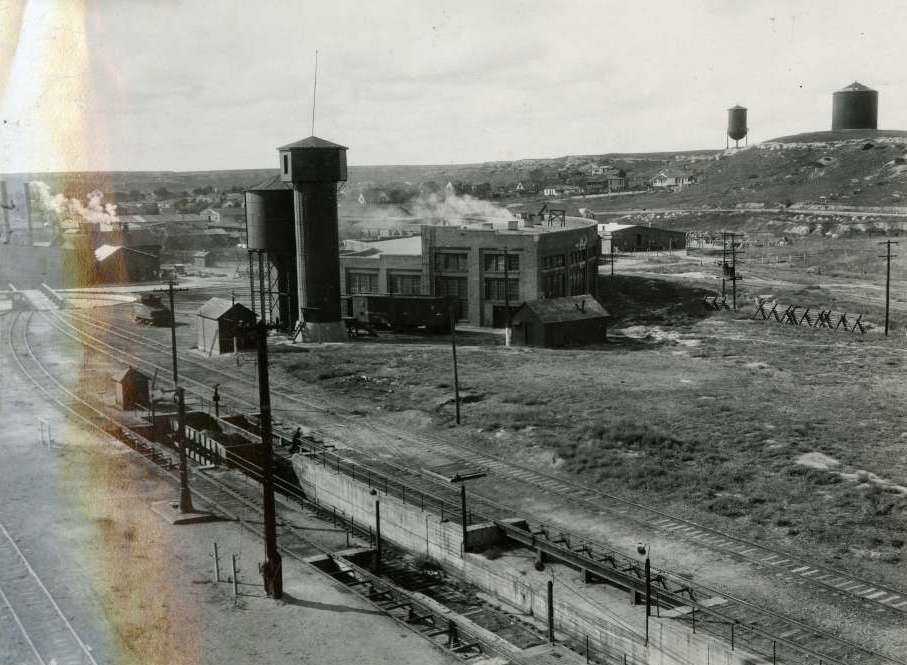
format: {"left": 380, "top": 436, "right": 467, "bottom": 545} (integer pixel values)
{"left": 636, "top": 543, "right": 652, "bottom": 645}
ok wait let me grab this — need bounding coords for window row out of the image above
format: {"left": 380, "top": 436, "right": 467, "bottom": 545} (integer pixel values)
{"left": 483, "top": 278, "right": 519, "bottom": 302}
{"left": 483, "top": 253, "right": 519, "bottom": 273}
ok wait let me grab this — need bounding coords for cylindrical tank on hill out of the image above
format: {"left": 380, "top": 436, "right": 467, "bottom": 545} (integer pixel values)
{"left": 832, "top": 82, "right": 878, "bottom": 130}
{"left": 727, "top": 106, "right": 748, "bottom": 141}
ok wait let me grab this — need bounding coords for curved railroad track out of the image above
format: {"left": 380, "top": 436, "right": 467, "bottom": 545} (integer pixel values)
{"left": 56, "top": 304, "right": 907, "bottom": 614}
{"left": 26, "top": 302, "right": 907, "bottom": 665}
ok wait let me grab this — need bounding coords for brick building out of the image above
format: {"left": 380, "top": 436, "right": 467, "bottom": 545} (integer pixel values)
{"left": 339, "top": 217, "right": 600, "bottom": 327}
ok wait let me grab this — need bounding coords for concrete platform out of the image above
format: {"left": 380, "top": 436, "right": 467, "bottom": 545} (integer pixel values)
{"left": 520, "top": 643, "right": 586, "bottom": 664}
{"left": 149, "top": 500, "right": 217, "bottom": 525}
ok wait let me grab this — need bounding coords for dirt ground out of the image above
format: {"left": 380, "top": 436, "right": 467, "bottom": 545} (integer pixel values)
{"left": 0, "top": 314, "right": 459, "bottom": 665}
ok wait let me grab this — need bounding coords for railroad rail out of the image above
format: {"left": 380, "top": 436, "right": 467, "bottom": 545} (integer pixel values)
{"left": 2, "top": 310, "right": 551, "bottom": 665}
{"left": 24, "top": 299, "right": 907, "bottom": 664}
{"left": 54, "top": 304, "right": 907, "bottom": 615}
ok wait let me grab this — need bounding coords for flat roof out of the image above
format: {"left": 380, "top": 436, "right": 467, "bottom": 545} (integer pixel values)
{"left": 353, "top": 235, "right": 423, "bottom": 256}
{"left": 598, "top": 222, "right": 636, "bottom": 233}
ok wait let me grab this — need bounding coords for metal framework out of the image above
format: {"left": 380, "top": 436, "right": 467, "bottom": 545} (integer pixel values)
{"left": 247, "top": 249, "right": 282, "bottom": 329}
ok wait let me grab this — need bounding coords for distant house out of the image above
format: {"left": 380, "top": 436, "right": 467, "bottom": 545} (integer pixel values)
{"left": 202, "top": 207, "right": 246, "bottom": 231}
{"left": 651, "top": 170, "right": 697, "bottom": 189}
{"left": 543, "top": 184, "right": 583, "bottom": 197}
{"left": 510, "top": 295, "right": 609, "bottom": 347}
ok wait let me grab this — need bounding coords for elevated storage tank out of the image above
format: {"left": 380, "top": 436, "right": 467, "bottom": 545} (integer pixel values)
{"left": 727, "top": 105, "right": 748, "bottom": 147}
{"left": 246, "top": 175, "right": 297, "bottom": 330}
{"left": 832, "top": 82, "right": 878, "bottom": 130}
{"left": 279, "top": 135, "right": 349, "bottom": 342}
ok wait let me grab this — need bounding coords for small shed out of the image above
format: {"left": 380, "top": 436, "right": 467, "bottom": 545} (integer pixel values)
{"left": 510, "top": 295, "right": 609, "bottom": 348}
{"left": 196, "top": 297, "right": 256, "bottom": 356}
{"left": 113, "top": 366, "right": 150, "bottom": 410}
{"left": 192, "top": 250, "right": 211, "bottom": 268}
{"left": 95, "top": 244, "right": 161, "bottom": 283}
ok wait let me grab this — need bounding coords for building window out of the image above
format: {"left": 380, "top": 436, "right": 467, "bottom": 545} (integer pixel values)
{"left": 388, "top": 273, "right": 421, "bottom": 295}
{"left": 282, "top": 154, "right": 289, "bottom": 175}
{"left": 483, "top": 253, "right": 519, "bottom": 272}
{"left": 483, "top": 278, "right": 519, "bottom": 301}
{"left": 346, "top": 271, "right": 378, "bottom": 294}
{"left": 541, "top": 254, "right": 565, "bottom": 270}
{"left": 437, "top": 276, "right": 468, "bottom": 319}
{"left": 434, "top": 252, "right": 468, "bottom": 272}
{"left": 542, "top": 270, "right": 566, "bottom": 298}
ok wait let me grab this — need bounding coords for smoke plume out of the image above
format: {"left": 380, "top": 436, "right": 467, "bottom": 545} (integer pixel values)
{"left": 28, "top": 181, "right": 119, "bottom": 228}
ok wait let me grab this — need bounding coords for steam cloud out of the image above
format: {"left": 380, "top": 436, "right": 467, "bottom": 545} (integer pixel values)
{"left": 28, "top": 181, "right": 119, "bottom": 228}
{"left": 409, "top": 192, "right": 516, "bottom": 222}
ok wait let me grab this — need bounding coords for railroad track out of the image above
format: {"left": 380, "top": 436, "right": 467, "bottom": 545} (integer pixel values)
{"left": 3, "top": 310, "right": 543, "bottom": 665}
{"left": 19, "top": 306, "right": 907, "bottom": 665}
{"left": 54, "top": 304, "right": 907, "bottom": 618}
{"left": 0, "top": 520, "right": 99, "bottom": 665}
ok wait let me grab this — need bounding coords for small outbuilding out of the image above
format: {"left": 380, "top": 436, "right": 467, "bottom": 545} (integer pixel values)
{"left": 598, "top": 223, "right": 687, "bottom": 253}
{"left": 510, "top": 295, "right": 609, "bottom": 348}
{"left": 192, "top": 250, "right": 211, "bottom": 268}
{"left": 95, "top": 244, "right": 161, "bottom": 283}
{"left": 113, "top": 366, "right": 151, "bottom": 410}
{"left": 196, "top": 297, "right": 257, "bottom": 356}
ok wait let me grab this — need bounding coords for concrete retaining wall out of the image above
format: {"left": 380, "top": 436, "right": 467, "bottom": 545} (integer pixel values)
{"left": 293, "top": 455, "right": 766, "bottom": 665}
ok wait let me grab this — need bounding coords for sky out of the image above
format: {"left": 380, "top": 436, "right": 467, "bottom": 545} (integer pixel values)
{"left": 1, "top": 0, "right": 906, "bottom": 173}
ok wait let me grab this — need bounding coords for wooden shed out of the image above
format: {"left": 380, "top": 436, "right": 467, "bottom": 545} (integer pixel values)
{"left": 510, "top": 295, "right": 609, "bottom": 348}
{"left": 192, "top": 250, "right": 211, "bottom": 268}
{"left": 196, "top": 297, "right": 256, "bottom": 356}
{"left": 113, "top": 366, "right": 150, "bottom": 410}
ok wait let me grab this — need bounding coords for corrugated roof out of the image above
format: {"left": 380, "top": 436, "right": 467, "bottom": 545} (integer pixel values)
{"left": 516, "top": 295, "right": 609, "bottom": 324}
{"left": 357, "top": 235, "right": 423, "bottom": 256}
{"left": 278, "top": 135, "right": 348, "bottom": 150}
{"left": 247, "top": 173, "right": 293, "bottom": 191}
{"left": 837, "top": 81, "right": 875, "bottom": 93}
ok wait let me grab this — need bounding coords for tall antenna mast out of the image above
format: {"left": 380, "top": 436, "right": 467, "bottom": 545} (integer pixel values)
{"left": 311, "top": 49, "right": 319, "bottom": 136}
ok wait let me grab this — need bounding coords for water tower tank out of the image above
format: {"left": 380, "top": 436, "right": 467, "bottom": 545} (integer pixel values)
{"left": 246, "top": 175, "right": 297, "bottom": 330}
{"left": 278, "top": 135, "right": 349, "bottom": 342}
{"left": 245, "top": 176, "right": 294, "bottom": 251}
{"left": 832, "top": 82, "right": 878, "bottom": 130}
{"left": 727, "top": 106, "right": 748, "bottom": 145}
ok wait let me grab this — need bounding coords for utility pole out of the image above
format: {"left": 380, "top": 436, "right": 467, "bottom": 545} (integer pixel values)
{"left": 152, "top": 280, "right": 188, "bottom": 387}
{"left": 449, "top": 299, "right": 461, "bottom": 425}
{"left": 721, "top": 232, "right": 727, "bottom": 301}
{"left": 255, "top": 321, "right": 282, "bottom": 598}
{"left": 730, "top": 235, "right": 738, "bottom": 310}
{"left": 879, "top": 240, "right": 897, "bottom": 336}
{"left": 460, "top": 483, "right": 468, "bottom": 557}
{"left": 610, "top": 244, "right": 615, "bottom": 279}
{"left": 644, "top": 554, "right": 652, "bottom": 645}
{"left": 503, "top": 248, "right": 511, "bottom": 346}
{"left": 176, "top": 387, "right": 194, "bottom": 513}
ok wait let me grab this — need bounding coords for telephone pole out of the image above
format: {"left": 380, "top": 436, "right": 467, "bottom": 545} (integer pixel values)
{"left": 879, "top": 240, "right": 898, "bottom": 336}
{"left": 449, "top": 299, "right": 461, "bottom": 425}
{"left": 153, "top": 280, "right": 188, "bottom": 387}
{"left": 255, "top": 320, "right": 282, "bottom": 598}
{"left": 176, "top": 387, "right": 194, "bottom": 513}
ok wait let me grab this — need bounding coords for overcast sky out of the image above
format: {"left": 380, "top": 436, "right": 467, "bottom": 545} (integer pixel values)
{"left": 1, "top": 0, "right": 906, "bottom": 173}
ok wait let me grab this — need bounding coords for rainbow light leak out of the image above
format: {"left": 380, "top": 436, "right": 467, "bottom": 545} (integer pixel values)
{"left": 1, "top": 2, "right": 201, "bottom": 661}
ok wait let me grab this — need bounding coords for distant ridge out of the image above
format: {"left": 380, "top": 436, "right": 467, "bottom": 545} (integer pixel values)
{"left": 766, "top": 129, "right": 907, "bottom": 144}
